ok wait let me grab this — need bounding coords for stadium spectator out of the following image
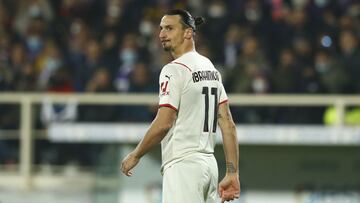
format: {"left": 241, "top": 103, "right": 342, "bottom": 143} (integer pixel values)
{"left": 114, "top": 33, "right": 140, "bottom": 92}
{"left": 338, "top": 29, "right": 360, "bottom": 93}
{"left": 314, "top": 50, "right": 348, "bottom": 93}
{"left": 120, "top": 62, "right": 157, "bottom": 122}
{"left": 271, "top": 48, "right": 301, "bottom": 93}
{"left": 80, "top": 67, "right": 118, "bottom": 122}
{"left": 35, "top": 40, "right": 64, "bottom": 90}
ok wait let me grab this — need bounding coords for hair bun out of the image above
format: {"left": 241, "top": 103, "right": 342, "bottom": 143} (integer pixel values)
{"left": 194, "top": 16, "right": 205, "bottom": 26}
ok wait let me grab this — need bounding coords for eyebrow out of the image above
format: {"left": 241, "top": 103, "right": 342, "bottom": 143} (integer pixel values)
{"left": 159, "top": 25, "right": 173, "bottom": 29}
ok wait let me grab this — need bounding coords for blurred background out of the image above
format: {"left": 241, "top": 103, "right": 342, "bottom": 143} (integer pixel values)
{"left": 0, "top": 0, "right": 359, "bottom": 202}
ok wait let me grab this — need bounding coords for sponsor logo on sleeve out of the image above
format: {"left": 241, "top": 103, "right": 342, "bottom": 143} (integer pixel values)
{"left": 160, "top": 79, "right": 170, "bottom": 96}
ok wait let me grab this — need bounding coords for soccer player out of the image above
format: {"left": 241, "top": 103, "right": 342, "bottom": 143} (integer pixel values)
{"left": 121, "top": 9, "right": 240, "bottom": 203}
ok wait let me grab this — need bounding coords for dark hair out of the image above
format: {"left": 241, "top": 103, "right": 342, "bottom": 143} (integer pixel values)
{"left": 165, "top": 9, "right": 205, "bottom": 31}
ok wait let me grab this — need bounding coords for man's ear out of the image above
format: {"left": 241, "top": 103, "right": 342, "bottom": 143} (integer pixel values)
{"left": 184, "top": 28, "right": 193, "bottom": 39}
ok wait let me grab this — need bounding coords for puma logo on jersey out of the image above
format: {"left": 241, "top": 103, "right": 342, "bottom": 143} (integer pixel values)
{"left": 165, "top": 75, "right": 172, "bottom": 80}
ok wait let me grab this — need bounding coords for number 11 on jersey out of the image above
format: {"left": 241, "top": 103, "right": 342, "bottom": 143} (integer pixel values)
{"left": 202, "top": 87, "right": 218, "bottom": 133}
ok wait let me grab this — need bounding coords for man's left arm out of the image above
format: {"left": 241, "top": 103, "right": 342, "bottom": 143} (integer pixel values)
{"left": 121, "top": 107, "right": 177, "bottom": 176}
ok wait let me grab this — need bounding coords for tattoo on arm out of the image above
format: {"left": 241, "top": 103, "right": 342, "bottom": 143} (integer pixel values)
{"left": 226, "top": 107, "right": 233, "bottom": 121}
{"left": 226, "top": 162, "right": 237, "bottom": 173}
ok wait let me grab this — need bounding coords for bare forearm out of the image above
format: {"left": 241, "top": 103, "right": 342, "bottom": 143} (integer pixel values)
{"left": 221, "top": 123, "right": 239, "bottom": 173}
{"left": 121, "top": 108, "right": 176, "bottom": 177}
{"left": 133, "top": 120, "right": 170, "bottom": 158}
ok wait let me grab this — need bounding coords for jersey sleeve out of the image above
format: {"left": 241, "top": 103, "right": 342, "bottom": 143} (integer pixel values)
{"left": 158, "top": 64, "right": 186, "bottom": 111}
{"left": 219, "top": 83, "right": 228, "bottom": 105}
{"left": 218, "top": 72, "right": 228, "bottom": 105}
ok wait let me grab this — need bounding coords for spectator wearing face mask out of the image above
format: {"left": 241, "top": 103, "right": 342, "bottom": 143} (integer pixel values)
{"left": 114, "top": 33, "right": 140, "bottom": 92}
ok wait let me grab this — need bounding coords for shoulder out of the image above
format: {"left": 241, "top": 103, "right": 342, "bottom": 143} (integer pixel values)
{"left": 169, "top": 51, "right": 205, "bottom": 72}
{"left": 169, "top": 61, "right": 192, "bottom": 72}
{"left": 162, "top": 61, "right": 192, "bottom": 74}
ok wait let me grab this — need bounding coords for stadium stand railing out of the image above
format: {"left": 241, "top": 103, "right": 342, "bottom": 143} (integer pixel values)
{"left": 1, "top": 93, "right": 360, "bottom": 189}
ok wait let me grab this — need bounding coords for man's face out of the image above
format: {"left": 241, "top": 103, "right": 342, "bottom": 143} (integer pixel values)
{"left": 159, "top": 15, "right": 187, "bottom": 52}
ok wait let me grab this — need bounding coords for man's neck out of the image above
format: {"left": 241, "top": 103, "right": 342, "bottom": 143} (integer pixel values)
{"left": 171, "top": 41, "right": 195, "bottom": 59}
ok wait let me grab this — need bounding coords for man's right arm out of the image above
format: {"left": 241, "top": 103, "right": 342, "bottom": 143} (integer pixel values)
{"left": 218, "top": 101, "right": 240, "bottom": 202}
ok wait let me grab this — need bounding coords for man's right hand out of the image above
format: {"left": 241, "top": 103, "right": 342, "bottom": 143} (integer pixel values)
{"left": 120, "top": 152, "right": 140, "bottom": 177}
{"left": 218, "top": 174, "right": 240, "bottom": 202}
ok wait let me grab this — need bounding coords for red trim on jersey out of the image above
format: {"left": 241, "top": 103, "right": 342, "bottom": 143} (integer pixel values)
{"left": 159, "top": 104, "right": 178, "bottom": 111}
{"left": 219, "top": 99, "right": 228, "bottom": 105}
{"left": 172, "top": 62, "right": 192, "bottom": 72}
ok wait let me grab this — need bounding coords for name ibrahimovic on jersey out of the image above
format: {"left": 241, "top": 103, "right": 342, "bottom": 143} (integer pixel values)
{"left": 192, "top": 70, "right": 220, "bottom": 83}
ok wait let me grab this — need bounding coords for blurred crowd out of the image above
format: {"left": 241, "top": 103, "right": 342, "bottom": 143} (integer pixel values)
{"left": 0, "top": 0, "right": 359, "bottom": 166}
{"left": 0, "top": 0, "right": 359, "bottom": 94}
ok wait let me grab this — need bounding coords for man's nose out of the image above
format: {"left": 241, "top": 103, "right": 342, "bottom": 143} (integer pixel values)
{"left": 159, "top": 30, "right": 166, "bottom": 39}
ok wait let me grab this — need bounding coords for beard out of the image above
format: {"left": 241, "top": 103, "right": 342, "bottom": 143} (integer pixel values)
{"left": 163, "top": 46, "right": 171, "bottom": 51}
{"left": 161, "top": 41, "right": 172, "bottom": 52}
